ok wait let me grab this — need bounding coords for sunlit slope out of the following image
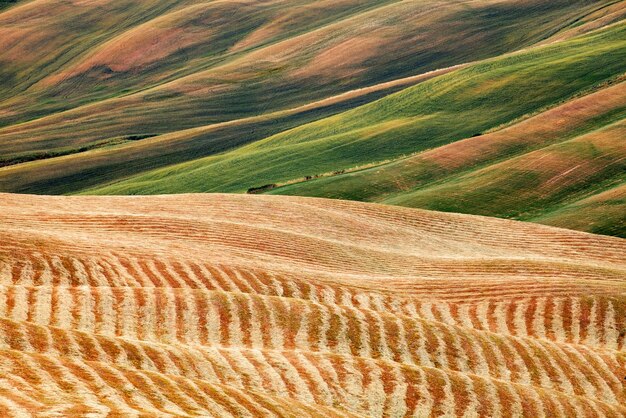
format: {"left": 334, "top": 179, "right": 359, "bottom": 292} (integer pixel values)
{"left": 1, "top": 0, "right": 613, "bottom": 127}
{"left": 532, "top": 183, "right": 626, "bottom": 237}
{"left": 383, "top": 119, "right": 625, "bottom": 220}
{"left": 269, "top": 81, "right": 625, "bottom": 194}
{"left": 0, "top": 0, "right": 195, "bottom": 100}
{"left": 0, "top": 0, "right": 622, "bottom": 194}
{"left": 0, "top": 0, "right": 396, "bottom": 119}
{"left": 0, "top": 66, "right": 462, "bottom": 196}
{"left": 0, "top": 0, "right": 391, "bottom": 97}
{"left": 86, "top": 23, "right": 626, "bottom": 199}
{"left": 265, "top": 80, "right": 626, "bottom": 236}
{"left": 0, "top": 193, "right": 625, "bottom": 416}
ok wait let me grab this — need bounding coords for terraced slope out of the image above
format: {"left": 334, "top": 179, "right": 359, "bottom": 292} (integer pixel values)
{"left": 0, "top": 0, "right": 623, "bottom": 194}
{"left": 1, "top": 193, "right": 625, "bottom": 417}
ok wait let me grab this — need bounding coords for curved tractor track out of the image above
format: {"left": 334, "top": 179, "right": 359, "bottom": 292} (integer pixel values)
{"left": 0, "top": 193, "right": 624, "bottom": 417}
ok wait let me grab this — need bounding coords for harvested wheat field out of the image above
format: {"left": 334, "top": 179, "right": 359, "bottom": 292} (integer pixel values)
{"left": 0, "top": 193, "right": 624, "bottom": 417}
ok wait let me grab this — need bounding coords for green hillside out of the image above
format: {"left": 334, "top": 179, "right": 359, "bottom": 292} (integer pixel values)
{"left": 266, "top": 80, "right": 626, "bottom": 237}
{"left": 82, "top": 21, "right": 626, "bottom": 236}
{"left": 1, "top": 0, "right": 625, "bottom": 237}
{"left": 533, "top": 183, "right": 626, "bottom": 237}
{"left": 87, "top": 24, "right": 625, "bottom": 181}
{"left": 0, "top": 0, "right": 622, "bottom": 193}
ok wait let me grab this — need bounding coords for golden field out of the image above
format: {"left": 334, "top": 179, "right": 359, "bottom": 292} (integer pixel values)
{"left": 0, "top": 193, "right": 624, "bottom": 417}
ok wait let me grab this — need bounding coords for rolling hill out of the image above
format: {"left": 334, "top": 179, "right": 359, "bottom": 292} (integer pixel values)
{"left": 1, "top": 2, "right": 626, "bottom": 416}
{"left": 268, "top": 79, "right": 626, "bottom": 236}
{"left": 0, "top": 0, "right": 624, "bottom": 195}
{"left": 1, "top": 0, "right": 625, "bottom": 237}
{"left": 0, "top": 193, "right": 625, "bottom": 416}
{"left": 69, "top": 20, "right": 625, "bottom": 236}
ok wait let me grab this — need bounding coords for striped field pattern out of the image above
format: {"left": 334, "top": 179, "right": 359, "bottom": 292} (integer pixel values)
{"left": 0, "top": 193, "right": 624, "bottom": 417}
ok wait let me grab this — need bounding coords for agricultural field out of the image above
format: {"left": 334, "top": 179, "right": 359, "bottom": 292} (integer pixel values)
{"left": 266, "top": 81, "right": 626, "bottom": 236}
{"left": 1, "top": 4, "right": 613, "bottom": 236}
{"left": 0, "top": 1, "right": 625, "bottom": 213}
{"left": 1, "top": 193, "right": 625, "bottom": 416}
{"left": 1, "top": 1, "right": 626, "bottom": 415}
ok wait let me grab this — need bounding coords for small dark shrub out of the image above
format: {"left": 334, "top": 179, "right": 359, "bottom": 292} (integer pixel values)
{"left": 247, "top": 184, "right": 277, "bottom": 194}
